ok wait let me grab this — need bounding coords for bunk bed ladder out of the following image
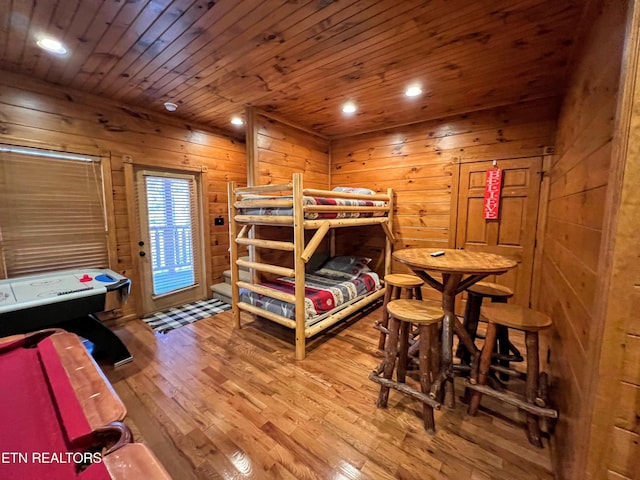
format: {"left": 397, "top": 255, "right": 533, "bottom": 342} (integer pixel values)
{"left": 228, "top": 176, "right": 308, "bottom": 358}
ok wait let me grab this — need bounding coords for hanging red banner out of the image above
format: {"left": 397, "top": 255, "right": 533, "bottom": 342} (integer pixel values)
{"left": 483, "top": 167, "right": 502, "bottom": 220}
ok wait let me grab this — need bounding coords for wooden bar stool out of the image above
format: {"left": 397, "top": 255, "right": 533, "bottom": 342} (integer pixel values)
{"left": 467, "top": 303, "right": 555, "bottom": 447}
{"left": 457, "top": 282, "right": 520, "bottom": 376}
{"left": 369, "top": 299, "right": 442, "bottom": 433}
{"left": 375, "top": 274, "right": 424, "bottom": 350}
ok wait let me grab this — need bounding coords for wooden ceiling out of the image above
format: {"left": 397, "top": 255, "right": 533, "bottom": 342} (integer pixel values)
{"left": 0, "top": 0, "right": 583, "bottom": 138}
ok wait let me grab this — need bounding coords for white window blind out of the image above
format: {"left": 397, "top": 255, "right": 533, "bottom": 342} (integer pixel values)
{"left": 143, "top": 174, "right": 200, "bottom": 296}
{"left": 0, "top": 144, "right": 108, "bottom": 278}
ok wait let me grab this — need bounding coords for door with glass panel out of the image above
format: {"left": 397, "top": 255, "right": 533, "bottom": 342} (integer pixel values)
{"left": 136, "top": 169, "right": 206, "bottom": 314}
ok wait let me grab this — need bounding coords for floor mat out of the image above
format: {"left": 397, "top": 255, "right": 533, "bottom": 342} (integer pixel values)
{"left": 143, "top": 298, "right": 231, "bottom": 334}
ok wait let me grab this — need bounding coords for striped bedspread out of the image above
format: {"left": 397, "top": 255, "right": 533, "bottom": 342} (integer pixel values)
{"left": 239, "top": 268, "right": 381, "bottom": 325}
{"left": 239, "top": 195, "right": 386, "bottom": 219}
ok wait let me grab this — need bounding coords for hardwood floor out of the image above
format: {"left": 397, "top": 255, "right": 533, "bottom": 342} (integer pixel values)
{"left": 104, "top": 307, "right": 554, "bottom": 480}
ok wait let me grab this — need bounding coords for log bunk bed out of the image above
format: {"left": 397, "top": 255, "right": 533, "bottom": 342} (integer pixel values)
{"left": 227, "top": 173, "right": 394, "bottom": 359}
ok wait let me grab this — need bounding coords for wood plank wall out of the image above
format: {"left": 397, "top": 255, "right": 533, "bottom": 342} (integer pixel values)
{"left": 534, "top": 1, "right": 629, "bottom": 478}
{"left": 330, "top": 99, "right": 557, "bottom": 296}
{"left": 253, "top": 111, "right": 330, "bottom": 189}
{"left": 0, "top": 70, "right": 246, "bottom": 320}
{"left": 250, "top": 111, "right": 331, "bottom": 272}
{"left": 585, "top": 2, "right": 640, "bottom": 479}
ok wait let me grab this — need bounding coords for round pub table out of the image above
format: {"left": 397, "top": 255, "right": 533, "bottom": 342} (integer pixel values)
{"left": 393, "top": 248, "right": 517, "bottom": 407}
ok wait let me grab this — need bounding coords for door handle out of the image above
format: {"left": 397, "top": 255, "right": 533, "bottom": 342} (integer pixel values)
{"left": 139, "top": 251, "right": 146, "bottom": 257}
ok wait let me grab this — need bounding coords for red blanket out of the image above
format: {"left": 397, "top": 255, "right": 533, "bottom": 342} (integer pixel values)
{"left": 239, "top": 269, "right": 380, "bottom": 322}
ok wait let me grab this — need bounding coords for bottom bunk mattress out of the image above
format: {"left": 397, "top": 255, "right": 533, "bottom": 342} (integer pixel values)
{"left": 239, "top": 268, "right": 381, "bottom": 326}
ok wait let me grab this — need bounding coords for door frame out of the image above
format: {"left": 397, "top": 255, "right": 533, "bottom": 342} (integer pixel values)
{"left": 529, "top": 147, "right": 555, "bottom": 308}
{"left": 123, "top": 157, "right": 212, "bottom": 318}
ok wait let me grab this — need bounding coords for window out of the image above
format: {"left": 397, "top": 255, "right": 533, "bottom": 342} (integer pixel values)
{"left": 0, "top": 144, "right": 108, "bottom": 278}
{"left": 142, "top": 173, "right": 199, "bottom": 296}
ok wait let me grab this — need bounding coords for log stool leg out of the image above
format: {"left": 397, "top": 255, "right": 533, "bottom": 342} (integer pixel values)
{"left": 397, "top": 320, "right": 411, "bottom": 383}
{"left": 457, "top": 291, "right": 483, "bottom": 364}
{"left": 393, "top": 286, "right": 402, "bottom": 301}
{"left": 468, "top": 322, "right": 498, "bottom": 415}
{"left": 525, "top": 331, "right": 543, "bottom": 447}
{"left": 376, "top": 315, "right": 400, "bottom": 408}
{"left": 406, "top": 284, "right": 425, "bottom": 355}
{"left": 414, "top": 286, "right": 423, "bottom": 301}
{"left": 493, "top": 296, "right": 511, "bottom": 381}
{"left": 377, "top": 286, "right": 395, "bottom": 350}
{"left": 419, "top": 322, "right": 436, "bottom": 433}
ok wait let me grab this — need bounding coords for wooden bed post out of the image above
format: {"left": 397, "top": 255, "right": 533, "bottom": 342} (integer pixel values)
{"left": 292, "top": 173, "right": 306, "bottom": 359}
{"left": 227, "top": 181, "right": 241, "bottom": 329}
{"left": 385, "top": 187, "right": 394, "bottom": 277}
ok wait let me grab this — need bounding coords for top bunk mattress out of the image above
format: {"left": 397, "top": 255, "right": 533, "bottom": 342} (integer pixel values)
{"left": 239, "top": 195, "right": 387, "bottom": 219}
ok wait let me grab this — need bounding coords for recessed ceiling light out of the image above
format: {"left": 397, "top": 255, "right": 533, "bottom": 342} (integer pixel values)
{"left": 405, "top": 86, "right": 423, "bottom": 97}
{"left": 231, "top": 116, "right": 244, "bottom": 126}
{"left": 342, "top": 102, "right": 357, "bottom": 114}
{"left": 163, "top": 102, "right": 178, "bottom": 112}
{"left": 36, "top": 37, "right": 67, "bottom": 55}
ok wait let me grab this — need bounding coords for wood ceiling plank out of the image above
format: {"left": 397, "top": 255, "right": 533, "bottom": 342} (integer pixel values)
{"left": 91, "top": 0, "right": 206, "bottom": 95}
{"left": 272, "top": 3, "right": 572, "bottom": 133}
{"left": 160, "top": 0, "right": 369, "bottom": 107}
{"left": 132, "top": 0, "right": 311, "bottom": 98}
{"left": 299, "top": 66, "right": 560, "bottom": 130}
{"left": 3, "top": 0, "right": 35, "bottom": 66}
{"left": 70, "top": 0, "right": 160, "bottom": 90}
{"left": 47, "top": 0, "right": 127, "bottom": 86}
{"left": 278, "top": 10, "right": 575, "bottom": 110}
{"left": 74, "top": 0, "right": 178, "bottom": 91}
{"left": 42, "top": 0, "right": 107, "bottom": 82}
{"left": 187, "top": 0, "right": 496, "bottom": 112}
{"left": 252, "top": 0, "right": 501, "bottom": 90}
{"left": 146, "top": 0, "right": 360, "bottom": 102}
{"left": 30, "top": 0, "right": 80, "bottom": 79}
{"left": 113, "top": 0, "right": 298, "bottom": 104}
{"left": 103, "top": 0, "right": 249, "bottom": 100}
{"left": 164, "top": 0, "right": 390, "bottom": 111}
{"left": 263, "top": 4, "right": 575, "bottom": 116}
{"left": 300, "top": 69, "right": 561, "bottom": 136}
{"left": 186, "top": 0, "right": 556, "bottom": 128}
{"left": 0, "top": 0, "right": 12, "bottom": 59}
{"left": 175, "top": 0, "right": 576, "bottom": 136}
{"left": 0, "top": 0, "right": 585, "bottom": 137}
{"left": 0, "top": 0, "right": 56, "bottom": 74}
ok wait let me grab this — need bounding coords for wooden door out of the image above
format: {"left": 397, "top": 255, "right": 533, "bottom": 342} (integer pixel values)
{"left": 455, "top": 158, "right": 542, "bottom": 306}
{"left": 135, "top": 169, "right": 207, "bottom": 315}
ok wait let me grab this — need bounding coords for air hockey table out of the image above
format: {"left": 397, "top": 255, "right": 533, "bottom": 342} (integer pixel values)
{"left": 0, "top": 268, "right": 133, "bottom": 366}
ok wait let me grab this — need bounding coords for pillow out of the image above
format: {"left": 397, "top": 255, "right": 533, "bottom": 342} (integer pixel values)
{"left": 332, "top": 186, "right": 376, "bottom": 195}
{"left": 305, "top": 250, "right": 330, "bottom": 273}
{"left": 320, "top": 256, "right": 372, "bottom": 278}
